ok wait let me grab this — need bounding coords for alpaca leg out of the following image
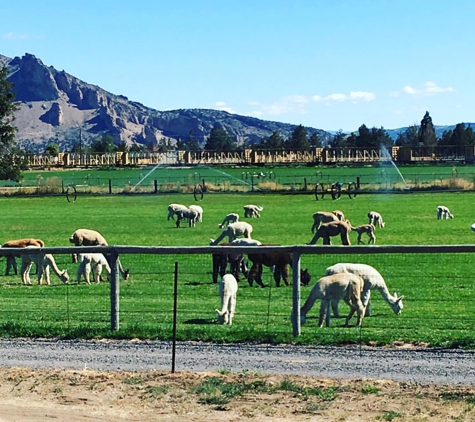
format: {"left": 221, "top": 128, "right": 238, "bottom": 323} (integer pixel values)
{"left": 229, "top": 294, "right": 236, "bottom": 325}
{"left": 273, "top": 265, "right": 282, "bottom": 287}
{"left": 282, "top": 264, "right": 290, "bottom": 286}
{"left": 21, "top": 261, "right": 32, "bottom": 285}
{"left": 318, "top": 300, "right": 327, "bottom": 328}
{"left": 84, "top": 262, "right": 92, "bottom": 285}
{"left": 94, "top": 263, "right": 103, "bottom": 283}
{"left": 6, "top": 256, "right": 18, "bottom": 276}
{"left": 255, "top": 263, "right": 265, "bottom": 288}
{"left": 247, "top": 263, "right": 258, "bottom": 287}
{"left": 77, "top": 261, "right": 85, "bottom": 284}
{"left": 331, "top": 300, "right": 340, "bottom": 318}
{"left": 44, "top": 265, "right": 51, "bottom": 285}
{"left": 362, "top": 289, "right": 372, "bottom": 316}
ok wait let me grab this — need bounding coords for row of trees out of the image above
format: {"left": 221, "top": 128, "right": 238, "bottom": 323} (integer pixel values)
{"left": 2, "top": 66, "right": 475, "bottom": 182}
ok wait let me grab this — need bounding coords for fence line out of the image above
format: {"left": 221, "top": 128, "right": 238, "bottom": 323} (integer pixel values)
{"left": 4, "top": 244, "right": 475, "bottom": 338}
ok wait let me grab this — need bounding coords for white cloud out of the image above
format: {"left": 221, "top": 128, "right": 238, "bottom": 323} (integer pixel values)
{"left": 312, "top": 91, "right": 376, "bottom": 103}
{"left": 349, "top": 91, "right": 376, "bottom": 102}
{"left": 391, "top": 81, "right": 455, "bottom": 97}
{"left": 3, "top": 32, "right": 29, "bottom": 40}
{"left": 214, "top": 101, "right": 235, "bottom": 114}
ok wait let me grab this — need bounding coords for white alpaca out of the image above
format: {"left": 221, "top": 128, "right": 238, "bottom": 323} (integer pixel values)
{"left": 231, "top": 238, "right": 262, "bottom": 246}
{"left": 298, "top": 273, "right": 365, "bottom": 328}
{"left": 219, "top": 213, "right": 240, "bottom": 228}
{"left": 368, "top": 211, "right": 385, "bottom": 228}
{"left": 325, "top": 263, "right": 404, "bottom": 317}
{"left": 167, "top": 203, "right": 188, "bottom": 220}
{"left": 437, "top": 205, "right": 454, "bottom": 220}
{"left": 215, "top": 274, "right": 238, "bottom": 325}
{"left": 189, "top": 205, "right": 203, "bottom": 222}
{"left": 21, "top": 248, "right": 69, "bottom": 285}
{"left": 175, "top": 208, "right": 199, "bottom": 228}
{"left": 351, "top": 223, "right": 376, "bottom": 244}
{"left": 244, "top": 205, "right": 263, "bottom": 218}
{"left": 311, "top": 210, "right": 345, "bottom": 233}
{"left": 77, "top": 253, "right": 111, "bottom": 284}
{"left": 210, "top": 222, "right": 253, "bottom": 245}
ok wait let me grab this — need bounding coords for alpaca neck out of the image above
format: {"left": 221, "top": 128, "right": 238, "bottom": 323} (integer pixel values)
{"left": 44, "top": 255, "right": 64, "bottom": 278}
{"left": 300, "top": 287, "right": 321, "bottom": 316}
{"left": 376, "top": 284, "right": 396, "bottom": 304}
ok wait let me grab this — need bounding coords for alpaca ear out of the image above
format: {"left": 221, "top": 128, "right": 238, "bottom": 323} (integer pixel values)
{"left": 398, "top": 295, "right": 405, "bottom": 301}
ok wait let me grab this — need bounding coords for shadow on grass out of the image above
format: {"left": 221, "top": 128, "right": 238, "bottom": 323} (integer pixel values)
{"left": 184, "top": 318, "right": 216, "bottom": 325}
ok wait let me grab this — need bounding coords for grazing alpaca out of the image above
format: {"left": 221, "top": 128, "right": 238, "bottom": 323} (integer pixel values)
{"left": 21, "top": 247, "right": 69, "bottom": 285}
{"left": 351, "top": 224, "right": 376, "bottom": 244}
{"left": 211, "top": 238, "right": 261, "bottom": 284}
{"left": 368, "top": 211, "right": 385, "bottom": 228}
{"left": 210, "top": 222, "right": 253, "bottom": 245}
{"left": 311, "top": 210, "right": 345, "bottom": 233}
{"left": 77, "top": 253, "right": 111, "bottom": 284}
{"left": 69, "top": 229, "right": 129, "bottom": 280}
{"left": 325, "top": 263, "right": 404, "bottom": 318}
{"left": 1, "top": 238, "right": 46, "bottom": 276}
{"left": 215, "top": 274, "right": 238, "bottom": 325}
{"left": 297, "top": 273, "right": 365, "bottom": 328}
{"left": 308, "top": 220, "right": 352, "bottom": 245}
{"left": 218, "top": 213, "right": 240, "bottom": 228}
{"left": 189, "top": 205, "right": 203, "bottom": 222}
{"left": 437, "top": 205, "right": 454, "bottom": 220}
{"left": 167, "top": 203, "right": 188, "bottom": 220}
{"left": 247, "top": 246, "right": 312, "bottom": 287}
{"left": 243, "top": 205, "right": 263, "bottom": 218}
{"left": 176, "top": 208, "right": 199, "bottom": 228}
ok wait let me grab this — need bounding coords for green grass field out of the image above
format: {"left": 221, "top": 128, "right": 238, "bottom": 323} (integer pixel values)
{"left": 1, "top": 177, "right": 475, "bottom": 347}
{"left": 7, "top": 163, "right": 475, "bottom": 193}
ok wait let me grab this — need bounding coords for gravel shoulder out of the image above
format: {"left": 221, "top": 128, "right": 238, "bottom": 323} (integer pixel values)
{"left": 1, "top": 338, "right": 475, "bottom": 386}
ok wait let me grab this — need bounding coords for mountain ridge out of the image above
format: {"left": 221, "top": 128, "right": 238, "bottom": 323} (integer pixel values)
{"left": 1, "top": 53, "right": 332, "bottom": 153}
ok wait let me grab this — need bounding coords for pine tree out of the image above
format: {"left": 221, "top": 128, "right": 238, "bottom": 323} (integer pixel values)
{"left": 204, "top": 124, "right": 237, "bottom": 151}
{"left": 0, "top": 66, "right": 23, "bottom": 181}
{"left": 418, "top": 111, "right": 437, "bottom": 147}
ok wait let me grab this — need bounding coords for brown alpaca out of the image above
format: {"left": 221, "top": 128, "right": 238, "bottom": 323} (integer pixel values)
{"left": 1, "top": 238, "right": 45, "bottom": 276}
{"left": 308, "top": 220, "right": 352, "bottom": 245}
{"left": 311, "top": 210, "right": 346, "bottom": 233}
{"left": 247, "top": 246, "right": 312, "bottom": 288}
{"left": 212, "top": 243, "right": 249, "bottom": 284}
{"left": 351, "top": 223, "right": 376, "bottom": 244}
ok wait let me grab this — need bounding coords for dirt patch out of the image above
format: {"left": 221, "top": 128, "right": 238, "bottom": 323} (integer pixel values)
{"left": 0, "top": 368, "right": 474, "bottom": 421}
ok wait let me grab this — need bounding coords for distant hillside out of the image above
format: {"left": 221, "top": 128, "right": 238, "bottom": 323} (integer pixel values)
{"left": 1, "top": 53, "right": 332, "bottom": 153}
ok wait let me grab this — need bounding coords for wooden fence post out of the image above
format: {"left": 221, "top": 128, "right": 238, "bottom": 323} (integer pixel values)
{"left": 291, "top": 250, "right": 301, "bottom": 337}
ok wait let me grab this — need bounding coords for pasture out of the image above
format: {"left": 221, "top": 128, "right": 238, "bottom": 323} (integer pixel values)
{"left": 1, "top": 187, "right": 475, "bottom": 347}
{"left": 5, "top": 162, "right": 475, "bottom": 193}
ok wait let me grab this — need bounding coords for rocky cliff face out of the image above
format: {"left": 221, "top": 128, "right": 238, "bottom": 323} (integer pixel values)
{"left": 3, "top": 53, "right": 332, "bottom": 153}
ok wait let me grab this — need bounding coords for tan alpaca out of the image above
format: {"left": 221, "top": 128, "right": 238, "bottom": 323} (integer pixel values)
{"left": 77, "top": 253, "right": 111, "bottom": 284}
{"left": 210, "top": 222, "right": 253, "bottom": 245}
{"left": 352, "top": 224, "right": 376, "bottom": 244}
{"left": 69, "top": 229, "right": 129, "bottom": 280}
{"left": 21, "top": 247, "right": 69, "bottom": 285}
{"left": 298, "top": 273, "right": 365, "bottom": 328}
{"left": 311, "top": 210, "right": 345, "bottom": 233}
{"left": 1, "top": 238, "right": 45, "bottom": 276}
{"left": 308, "top": 220, "right": 352, "bottom": 245}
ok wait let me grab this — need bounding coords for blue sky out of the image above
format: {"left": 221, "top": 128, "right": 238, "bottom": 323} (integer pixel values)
{"left": 1, "top": 1, "right": 473, "bottom": 132}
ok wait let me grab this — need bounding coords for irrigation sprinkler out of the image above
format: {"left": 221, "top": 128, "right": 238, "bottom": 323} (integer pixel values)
{"left": 314, "top": 181, "right": 358, "bottom": 201}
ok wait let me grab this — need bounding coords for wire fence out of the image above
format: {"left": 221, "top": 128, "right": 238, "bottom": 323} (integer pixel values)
{"left": 1, "top": 245, "right": 475, "bottom": 348}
